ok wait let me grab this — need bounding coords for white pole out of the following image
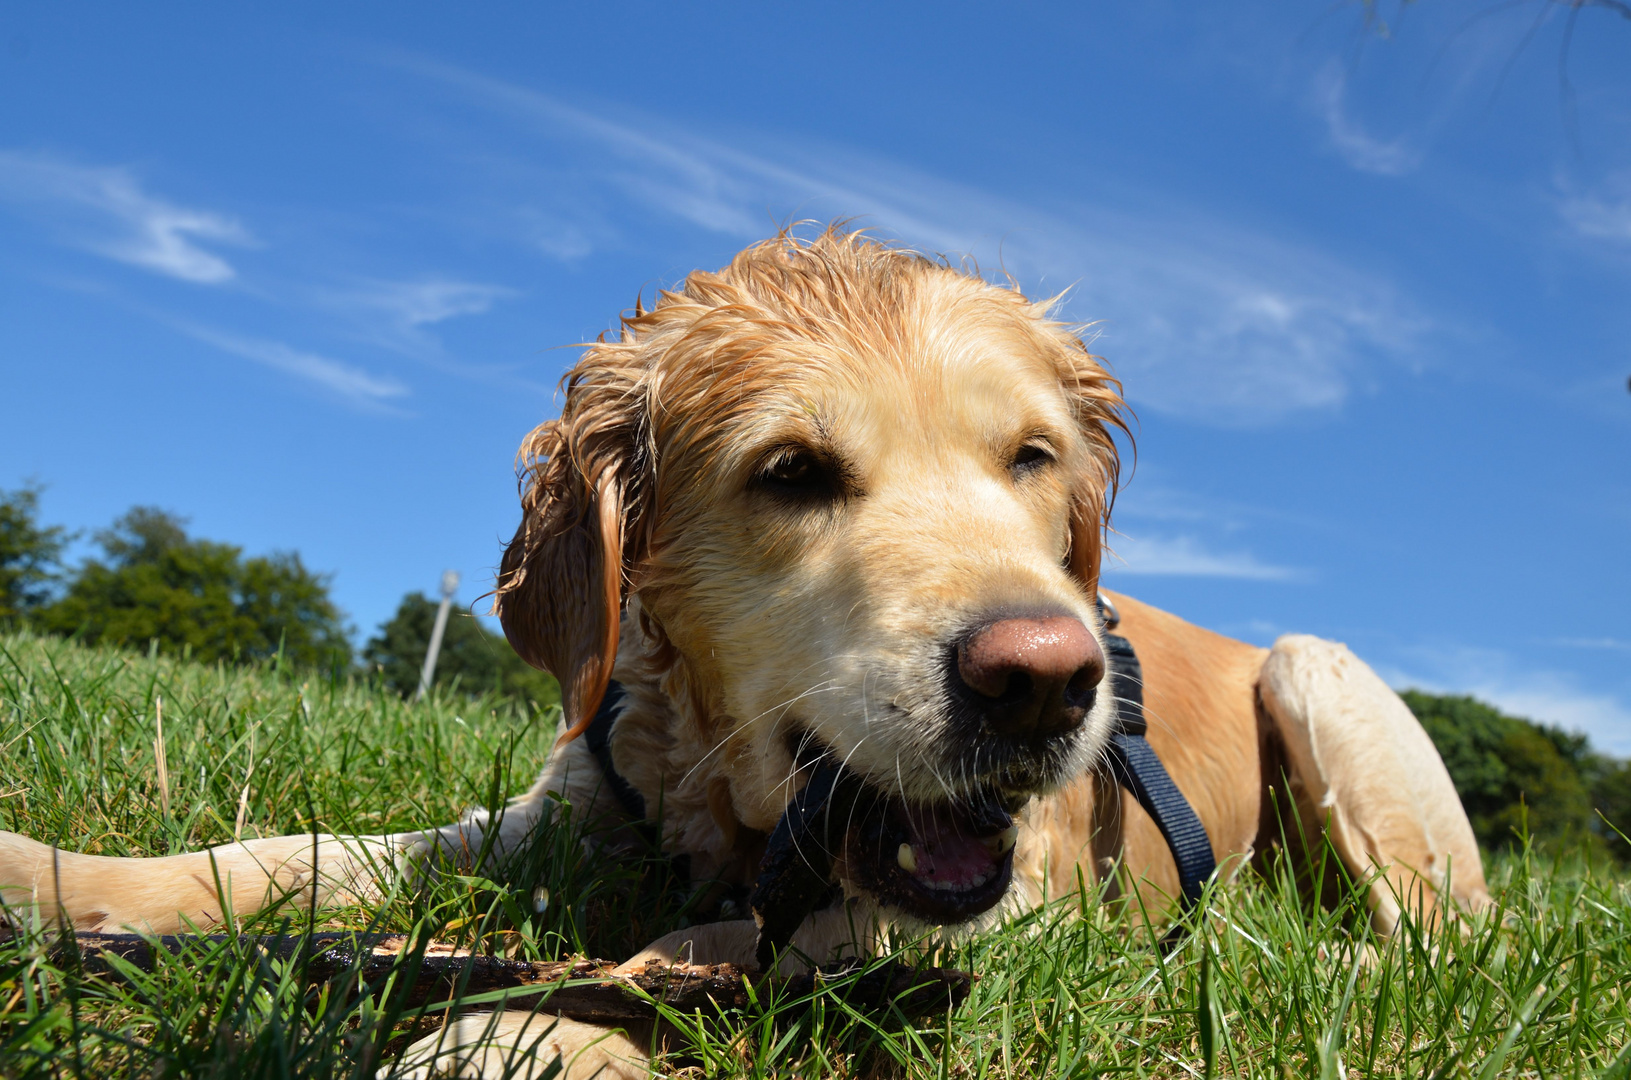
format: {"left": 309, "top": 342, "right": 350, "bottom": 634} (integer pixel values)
{"left": 415, "top": 569, "right": 460, "bottom": 701}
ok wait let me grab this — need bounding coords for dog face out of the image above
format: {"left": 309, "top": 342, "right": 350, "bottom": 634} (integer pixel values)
{"left": 498, "top": 229, "right": 1126, "bottom": 925}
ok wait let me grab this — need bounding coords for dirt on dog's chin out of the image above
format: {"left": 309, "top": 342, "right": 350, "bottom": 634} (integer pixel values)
{"left": 842, "top": 794, "right": 1021, "bottom": 924}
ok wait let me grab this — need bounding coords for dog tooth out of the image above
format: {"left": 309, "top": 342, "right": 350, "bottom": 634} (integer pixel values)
{"left": 997, "top": 826, "right": 1019, "bottom": 853}
{"left": 897, "top": 843, "right": 918, "bottom": 873}
{"left": 926, "top": 870, "right": 991, "bottom": 892}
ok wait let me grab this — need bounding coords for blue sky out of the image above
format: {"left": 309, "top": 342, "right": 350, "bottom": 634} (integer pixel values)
{"left": 2, "top": 3, "right": 1627, "bottom": 750}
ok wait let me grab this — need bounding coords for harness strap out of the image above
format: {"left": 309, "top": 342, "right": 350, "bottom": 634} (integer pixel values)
{"left": 588, "top": 601, "right": 1217, "bottom": 947}
{"left": 1099, "top": 615, "right": 1217, "bottom": 910}
{"left": 584, "top": 682, "right": 696, "bottom": 890}
{"left": 584, "top": 681, "right": 649, "bottom": 823}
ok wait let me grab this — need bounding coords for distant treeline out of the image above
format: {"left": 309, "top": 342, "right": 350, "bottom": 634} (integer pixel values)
{"left": 0, "top": 484, "right": 557, "bottom": 710}
{"left": 361, "top": 590, "right": 558, "bottom": 707}
{"left": 2, "top": 485, "right": 1625, "bottom": 857}
{"left": 1403, "top": 690, "right": 1630, "bottom": 862}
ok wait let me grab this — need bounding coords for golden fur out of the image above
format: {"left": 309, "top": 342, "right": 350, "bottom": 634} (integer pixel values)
{"left": 0, "top": 227, "right": 1489, "bottom": 1079}
{"left": 497, "top": 230, "right": 1125, "bottom": 895}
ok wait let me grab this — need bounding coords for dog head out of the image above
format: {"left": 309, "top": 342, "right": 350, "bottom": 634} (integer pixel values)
{"left": 497, "top": 227, "right": 1127, "bottom": 925}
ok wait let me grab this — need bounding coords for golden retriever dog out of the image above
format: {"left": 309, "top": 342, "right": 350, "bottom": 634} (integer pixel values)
{"left": 0, "top": 227, "right": 1488, "bottom": 1078}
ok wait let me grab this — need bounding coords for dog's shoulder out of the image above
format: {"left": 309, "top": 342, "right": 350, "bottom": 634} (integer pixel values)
{"left": 1102, "top": 589, "right": 1269, "bottom": 689}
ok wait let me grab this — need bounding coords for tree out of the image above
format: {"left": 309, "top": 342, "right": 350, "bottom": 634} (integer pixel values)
{"left": 37, "top": 507, "right": 353, "bottom": 670}
{"left": 1583, "top": 755, "right": 1631, "bottom": 862}
{"left": 1403, "top": 689, "right": 1605, "bottom": 851}
{"left": 0, "top": 484, "right": 70, "bottom": 622}
{"left": 1355, "top": 0, "right": 1629, "bottom": 144}
{"left": 364, "top": 592, "right": 559, "bottom": 710}
{"left": 1359, "top": 0, "right": 1631, "bottom": 40}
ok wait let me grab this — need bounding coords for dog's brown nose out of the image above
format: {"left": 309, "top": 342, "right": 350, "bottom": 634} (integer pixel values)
{"left": 956, "top": 616, "right": 1105, "bottom": 738}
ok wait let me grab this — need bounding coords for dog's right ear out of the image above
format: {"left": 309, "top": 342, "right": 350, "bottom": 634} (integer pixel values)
{"left": 495, "top": 368, "right": 651, "bottom": 743}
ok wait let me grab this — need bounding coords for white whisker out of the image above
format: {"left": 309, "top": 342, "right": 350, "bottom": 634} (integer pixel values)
{"left": 675, "top": 679, "right": 846, "bottom": 789}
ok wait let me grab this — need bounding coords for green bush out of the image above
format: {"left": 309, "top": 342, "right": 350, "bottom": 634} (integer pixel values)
{"left": 1, "top": 490, "right": 562, "bottom": 705}
{"left": 1403, "top": 689, "right": 1631, "bottom": 861}
{"left": 35, "top": 507, "right": 353, "bottom": 672}
{"left": 363, "top": 590, "right": 559, "bottom": 710}
{"left": 0, "top": 484, "right": 70, "bottom": 622}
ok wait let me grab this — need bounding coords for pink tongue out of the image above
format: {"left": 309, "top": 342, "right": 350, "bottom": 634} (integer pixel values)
{"left": 906, "top": 809, "right": 1000, "bottom": 888}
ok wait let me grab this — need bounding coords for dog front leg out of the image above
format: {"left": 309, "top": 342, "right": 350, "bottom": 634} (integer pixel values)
{"left": 0, "top": 829, "right": 396, "bottom": 934}
{"left": 0, "top": 806, "right": 560, "bottom": 934}
{"left": 0, "top": 739, "right": 604, "bottom": 933}
{"left": 391, "top": 904, "right": 882, "bottom": 1079}
{"left": 386, "top": 925, "right": 760, "bottom": 1080}
{"left": 393, "top": 1010, "right": 652, "bottom": 1080}
{"left": 1257, "top": 634, "right": 1492, "bottom": 932}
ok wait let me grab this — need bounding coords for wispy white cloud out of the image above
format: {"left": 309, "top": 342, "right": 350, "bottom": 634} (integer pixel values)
{"left": 516, "top": 207, "right": 598, "bottom": 261}
{"left": 1549, "top": 637, "right": 1631, "bottom": 654}
{"left": 1559, "top": 172, "right": 1631, "bottom": 244}
{"left": 1485, "top": 685, "right": 1631, "bottom": 756}
{"left": 0, "top": 147, "right": 516, "bottom": 403}
{"left": 391, "top": 56, "right": 1429, "bottom": 427}
{"left": 1101, "top": 533, "right": 1302, "bottom": 581}
{"left": 330, "top": 278, "right": 518, "bottom": 353}
{"left": 0, "top": 150, "right": 252, "bottom": 283}
{"left": 1312, "top": 64, "right": 1421, "bottom": 177}
{"left": 1381, "top": 644, "right": 1631, "bottom": 755}
{"left": 354, "top": 279, "right": 514, "bottom": 329}
{"left": 177, "top": 324, "right": 409, "bottom": 410}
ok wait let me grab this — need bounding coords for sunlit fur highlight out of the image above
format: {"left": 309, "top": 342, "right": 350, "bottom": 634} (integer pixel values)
{"left": 496, "top": 224, "right": 1125, "bottom": 731}
{"left": 494, "top": 225, "right": 1132, "bottom": 902}
{"left": 0, "top": 225, "right": 1495, "bottom": 1080}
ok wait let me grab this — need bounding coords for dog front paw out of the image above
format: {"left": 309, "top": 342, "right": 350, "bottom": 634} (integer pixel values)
{"left": 390, "top": 1010, "right": 651, "bottom": 1079}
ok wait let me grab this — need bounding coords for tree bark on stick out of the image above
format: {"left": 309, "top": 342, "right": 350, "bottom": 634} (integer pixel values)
{"left": 46, "top": 931, "right": 973, "bottom": 1025}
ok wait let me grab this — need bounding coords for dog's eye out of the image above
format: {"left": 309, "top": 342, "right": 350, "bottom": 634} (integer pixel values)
{"left": 1010, "top": 443, "right": 1053, "bottom": 478}
{"left": 755, "top": 447, "right": 845, "bottom": 501}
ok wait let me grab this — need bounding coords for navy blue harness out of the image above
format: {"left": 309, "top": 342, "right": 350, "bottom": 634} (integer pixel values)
{"left": 584, "top": 680, "right": 644, "bottom": 819}
{"left": 585, "top": 601, "right": 1215, "bottom": 961}
{"left": 1096, "top": 602, "right": 1217, "bottom": 910}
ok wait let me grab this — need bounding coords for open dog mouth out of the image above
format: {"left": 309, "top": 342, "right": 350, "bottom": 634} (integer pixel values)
{"left": 750, "top": 741, "right": 1039, "bottom": 967}
{"left": 844, "top": 793, "right": 1020, "bottom": 923}
{"left": 771, "top": 731, "right": 1029, "bottom": 922}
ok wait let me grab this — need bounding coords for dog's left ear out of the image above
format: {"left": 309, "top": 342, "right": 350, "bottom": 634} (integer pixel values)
{"left": 1056, "top": 336, "right": 1129, "bottom": 599}
{"left": 494, "top": 355, "right": 653, "bottom": 743}
{"left": 1067, "top": 488, "right": 1108, "bottom": 598}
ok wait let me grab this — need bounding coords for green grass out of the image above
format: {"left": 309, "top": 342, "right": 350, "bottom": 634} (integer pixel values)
{"left": 2, "top": 629, "right": 1630, "bottom": 1078}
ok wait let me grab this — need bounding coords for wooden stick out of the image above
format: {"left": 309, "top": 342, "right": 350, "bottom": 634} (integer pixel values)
{"left": 44, "top": 931, "right": 973, "bottom": 1025}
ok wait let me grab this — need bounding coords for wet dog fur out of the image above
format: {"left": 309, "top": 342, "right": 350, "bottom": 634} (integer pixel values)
{"left": 0, "top": 227, "right": 1490, "bottom": 1078}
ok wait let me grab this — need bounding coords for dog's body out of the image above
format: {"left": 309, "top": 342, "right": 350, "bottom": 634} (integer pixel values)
{"left": 0, "top": 230, "right": 1487, "bottom": 1078}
